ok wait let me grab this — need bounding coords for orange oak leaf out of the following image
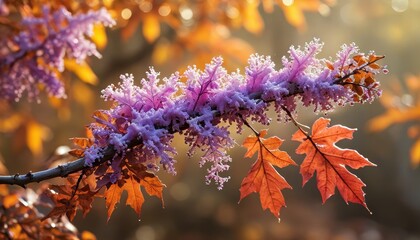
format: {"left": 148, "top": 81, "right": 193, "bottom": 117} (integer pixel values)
{"left": 43, "top": 174, "right": 98, "bottom": 221}
{"left": 239, "top": 130, "right": 296, "bottom": 218}
{"left": 43, "top": 185, "right": 78, "bottom": 221}
{"left": 104, "top": 183, "right": 123, "bottom": 221}
{"left": 68, "top": 128, "right": 94, "bottom": 158}
{"left": 126, "top": 164, "right": 166, "bottom": 205}
{"left": 123, "top": 176, "right": 144, "bottom": 218}
{"left": 140, "top": 175, "right": 165, "bottom": 206}
{"left": 292, "top": 117, "right": 376, "bottom": 211}
{"left": 104, "top": 167, "right": 165, "bottom": 221}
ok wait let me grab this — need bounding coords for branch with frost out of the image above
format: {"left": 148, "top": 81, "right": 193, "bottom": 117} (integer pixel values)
{"left": 0, "top": 39, "right": 386, "bottom": 189}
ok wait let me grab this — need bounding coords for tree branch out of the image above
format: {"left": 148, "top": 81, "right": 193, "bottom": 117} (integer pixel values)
{"left": 0, "top": 55, "right": 383, "bottom": 187}
{"left": 0, "top": 146, "right": 115, "bottom": 188}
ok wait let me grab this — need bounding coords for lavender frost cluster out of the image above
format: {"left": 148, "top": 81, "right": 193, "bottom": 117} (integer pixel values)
{"left": 84, "top": 39, "right": 384, "bottom": 189}
{"left": 0, "top": 6, "right": 115, "bottom": 101}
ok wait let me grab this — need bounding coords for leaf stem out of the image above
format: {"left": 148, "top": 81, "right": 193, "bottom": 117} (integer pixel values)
{"left": 238, "top": 114, "right": 259, "bottom": 136}
{"left": 69, "top": 169, "right": 86, "bottom": 202}
{"left": 281, "top": 106, "right": 310, "bottom": 137}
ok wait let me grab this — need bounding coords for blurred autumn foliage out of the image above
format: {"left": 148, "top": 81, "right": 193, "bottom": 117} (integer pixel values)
{"left": 369, "top": 75, "right": 420, "bottom": 166}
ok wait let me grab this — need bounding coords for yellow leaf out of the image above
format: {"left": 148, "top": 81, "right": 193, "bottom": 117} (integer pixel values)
{"left": 105, "top": 184, "right": 123, "bottom": 221}
{"left": 3, "top": 194, "right": 19, "bottom": 208}
{"left": 368, "top": 107, "right": 420, "bottom": 132}
{"left": 0, "top": 157, "right": 8, "bottom": 196}
{"left": 140, "top": 176, "right": 165, "bottom": 204}
{"left": 0, "top": 114, "right": 23, "bottom": 132}
{"left": 73, "top": 81, "right": 94, "bottom": 112}
{"left": 64, "top": 59, "right": 98, "bottom": 85}
{"left": 143, "top": 15, "right": 160, "bottom": 43}
{"left": 282, "top": 4, "right": 306, "bottom": 31}
{"left": 0, "top": 156, "right": 7, "bottom": 175}
{"left": 123, "top": 176, "right": 145, "bottom": 217}
{"left": 152, "top": 39, "right": 171, "bottom": 64}
{"left": 411, "top": 139, "right": 420, "bottom": 167}
{"left": 91, "top": 24, "right": 107, "bottom": 49}
{"left": 217, "top": 38, "right": 254, "bottom": 66}
{"left": 26, "top": 120, "right": 48, "bottom": 157}
{"left": 406, "top": 75, "right": 420, "bottom": 92}
{"left": 262, "top": 0, "right": 275, "bottom": 12}
{"left": 48, "top": 97, "right": 70, "bottom": 120}
{"left": 0, "top": 185, "right": 8, "bottom": 196}
{"left": 8, "top": 224, "right": 22, "bottom": 238}
{"left": 102, "top": 0, "right": 114, "bottom": 8}
{"left": 243, "top": 1, "right": 264, "bottom": 34}
{"left": 81, "top": 231, "right": 97, "bottom": 240}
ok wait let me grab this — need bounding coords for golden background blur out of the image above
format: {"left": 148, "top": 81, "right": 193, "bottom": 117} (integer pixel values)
{"left": 1, "top": 0, "right": 420, "bottom": 239}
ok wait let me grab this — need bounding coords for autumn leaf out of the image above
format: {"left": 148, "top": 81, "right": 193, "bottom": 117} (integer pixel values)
{"left": 368, "top": 75, "right": 420, "bottom": 166}
{"left": 368, "top": 106, "right": 420, "bottom": 132}
{"left": 69, "top": 127, "right": 95, "bottom": 158}
{"left": 129, "top": 164, "right": 166, "bottom": 206}
{"left": 141, "top": 175, "right": 165, "bottom": 206}
{"left": 70, "top": 137, "right": 93, "bottom": 149}
{"left": 69, "top": 137, "right": 92, "bottom": 158}
{"left": 26, "top": 120, "right": 49, "bottom": 157}
{"left": 3, "top": 194, "right": 19, "bottom": 208}
{"left": 1, "top": 187, "right": 80, "bottom": 239}
{"left": 239, "top": 130, "right": 296, "bottom": 218}
{"left": 122, "top": 176, "right": 144, "bottom": 218}
{"left": 281, "top": 3, "right": 306, "bottom": 31}
{"left": 152, "top": 39, "right": 172, "bottom": 64}
{"left": 412, "top": 139, "right": 420, "bottom": 166}
{"left": 43, "top": 185, "right": 78, "bottom": 221}
{"left": 292, "top": 118, "right": 376, "bottom": 211}
{"left": 242, "top": 0, "right": 264, "bottom": 34}
{"left": 91, "top": 24, "right": 107, "bottom": 49}
{"left": 104, "top": 166, "right": 165, "bottom": 220}
{"left": 0, "top": 113, "right": 23, "bottom": 133}
{"left": 73, "top": 81, "right": 95, "bottom": 112}
{"left": 143, "top": 14, "right": 160, "bottom": 43}
{"left": 0, "top": 157, "right": 8, "bottom": 196}
{"left": 77, "top": 185, "right": 97, "bottom": 217}
{"left": 64, "top": 59, "right": 98, "bottom": 85}
{"left": 81, "top": 231, "right": 97, "bottom": 240}
{"left": 104, "top": 183, "right": 123, "bottom": 221}
{"left": 44, "top": 175, "right": 98, "bottom": 221}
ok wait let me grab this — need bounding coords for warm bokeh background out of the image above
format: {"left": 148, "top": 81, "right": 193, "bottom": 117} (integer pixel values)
{"left": 1, "top": 0, "right": 420, "bottom": 239}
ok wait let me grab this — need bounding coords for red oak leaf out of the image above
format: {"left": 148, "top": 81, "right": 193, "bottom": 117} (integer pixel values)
{"left": 239, "top": 130, "right": 296, "bottom": 218}
{"left": 292, "top": 117, "right": 376, "bottom": 211}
